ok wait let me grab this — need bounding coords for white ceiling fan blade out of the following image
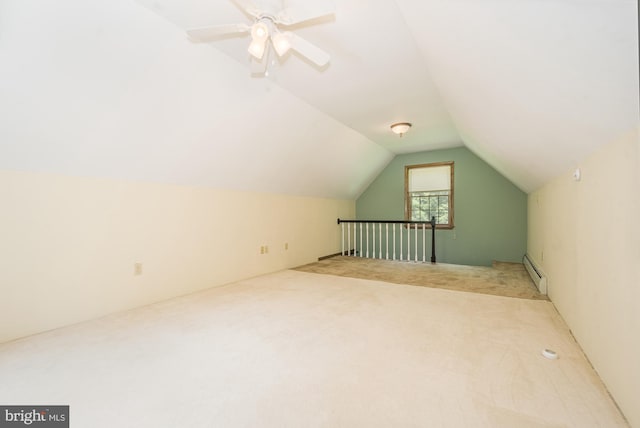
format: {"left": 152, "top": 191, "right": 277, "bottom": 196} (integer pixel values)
{"left": 231, "top": 0, "right": 261, "bottom": 18}
{"left": 289, "top": 33, "right": 330, "bottom": 67}
{"left": 187, "top": 24, "right": 249, "bottom": 42}
{"left": 276, "top": 2, "right": 335, "bottom": 26}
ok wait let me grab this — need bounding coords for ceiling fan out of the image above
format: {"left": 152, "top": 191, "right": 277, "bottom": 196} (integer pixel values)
{"left": 186, "top": 0, "right": 335, "bottom": 74}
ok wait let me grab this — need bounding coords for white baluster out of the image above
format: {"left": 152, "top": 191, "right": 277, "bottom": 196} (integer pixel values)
{"left": 400, "top": 224, "right": 403, "bottom": 260}
{"left": 366, "top": 223, "right": 370, "bottom": 258}
{"left": 353, "top": 223, "right": 358, "bottom": 256}
{"left": 385, "top": 223, "right": 389, "bottom": 259}
{"left": 379, "top": 223, "right": 382, "bottom": 259}
{"left": 359, "top": 223, "right": 363, "bottom": 257}
{"left": 414, "top": 223, "right": 418, "bottom": 262}
{"left": 347, "top": 222, "right": 351, "bottom": 256}
{"left": 422, "top": 223, "right": 426, "bottom": 262}
{"left": 393, "top": 224, "right": 397, "bottom": 260}
{"left": 407, "top": 223, "right": 411, "bottom": 261}
{"left": 372, "top": 222, "right": 376, "bottom": 259}
{"left": 353, "top": 223, "right": 357, "bottom": 256}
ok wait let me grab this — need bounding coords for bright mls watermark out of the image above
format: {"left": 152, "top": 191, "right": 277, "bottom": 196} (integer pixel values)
{"left": 0, "top": 406, "right": 68, "bottom": 427}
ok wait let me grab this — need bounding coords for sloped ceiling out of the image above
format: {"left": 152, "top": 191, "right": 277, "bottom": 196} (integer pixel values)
{"left": 398, "top": 0, "right": 639, "bottom": 192}
{"left": 0, "top": 0, "right": 637, "bottom": 199}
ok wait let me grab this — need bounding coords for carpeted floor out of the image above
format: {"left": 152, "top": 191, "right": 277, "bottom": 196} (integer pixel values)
{"left": 294, "top": 256, "right": 547, "bottom": 300}
{"left": 0, "top": 270, "right": 626, "bottom": 427}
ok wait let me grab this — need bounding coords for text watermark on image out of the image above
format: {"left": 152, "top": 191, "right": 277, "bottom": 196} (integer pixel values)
{"left": 0, "top": 406, "right": 69, "bottom": 427}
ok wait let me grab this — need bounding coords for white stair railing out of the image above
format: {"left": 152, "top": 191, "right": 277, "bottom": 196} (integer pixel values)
{"left": 338, "top": 218, "right": 437, "bottom": 263}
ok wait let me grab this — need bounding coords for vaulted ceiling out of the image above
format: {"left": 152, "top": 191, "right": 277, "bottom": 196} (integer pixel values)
{"left": 0, "top": 0, "right": 637, "bottom": 198}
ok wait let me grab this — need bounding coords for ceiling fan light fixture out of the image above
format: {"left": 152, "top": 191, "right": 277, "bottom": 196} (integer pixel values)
{"left": 250, "top": 21, "right": 269, "bottom": 42}
{"left": 390, "top": 122, "right": 412, "bottom": 137}
{"left": 186, "top": 2, "right": 334, "bottom": 72}
{"left": 248, "top": 38, "right": 267, "bottom": 59}
{"left": 272, "top": 31, "right": 292, "bottom": 56}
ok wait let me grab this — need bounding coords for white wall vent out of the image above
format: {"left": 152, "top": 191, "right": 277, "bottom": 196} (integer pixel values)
{"left": 524, "top": 254, "right": 547, "bottom": 295}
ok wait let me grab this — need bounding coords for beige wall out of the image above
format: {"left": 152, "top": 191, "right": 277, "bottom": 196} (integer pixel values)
{"left": 528, "top": 129, "right": 640, "bottom": 426}
{"left": 0, "top": 171, "right": 354, "bottom": 343}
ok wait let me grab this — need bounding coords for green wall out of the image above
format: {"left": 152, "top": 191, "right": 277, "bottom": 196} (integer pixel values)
{"left": 356, "top": 147, "right": 527, "bottom": 266}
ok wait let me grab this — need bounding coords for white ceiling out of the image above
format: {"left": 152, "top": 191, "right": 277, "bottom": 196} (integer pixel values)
{"left": 0, "top": 0, "right": 637, "bottom": 198}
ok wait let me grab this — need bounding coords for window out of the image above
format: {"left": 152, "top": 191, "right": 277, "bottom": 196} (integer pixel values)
{"left": 405, "top": 161, "right": 454, "bottom": 228}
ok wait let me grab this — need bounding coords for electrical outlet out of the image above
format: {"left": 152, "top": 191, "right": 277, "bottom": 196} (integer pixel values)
{"left": 134, "top": 262, "right": 143, "bottom": 276}
{"left": 285, "top": 242, "right": 289, "bottom": 250}
{"left": 260, "top": 246, "right": 265, "bottom": 254}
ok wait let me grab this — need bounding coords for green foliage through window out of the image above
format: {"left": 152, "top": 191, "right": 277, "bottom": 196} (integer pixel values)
{"left": 409, "top": 190, "right": 449, "bottom": 224}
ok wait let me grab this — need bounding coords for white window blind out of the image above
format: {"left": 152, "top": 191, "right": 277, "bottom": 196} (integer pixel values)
{"left": 408, "top": 165, "right": 451, "bottom": 192}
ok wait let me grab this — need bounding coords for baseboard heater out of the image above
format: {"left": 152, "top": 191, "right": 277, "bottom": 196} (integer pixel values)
{"left": 523, "top": 254, "right": 547, "bottom": 295}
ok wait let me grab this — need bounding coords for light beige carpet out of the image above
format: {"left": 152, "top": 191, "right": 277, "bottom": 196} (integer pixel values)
{"left": 295, "top": 256, "right": 547, "bottom": 300}
{"left": 0, "top": 270, "right": 627, "bottom": 427}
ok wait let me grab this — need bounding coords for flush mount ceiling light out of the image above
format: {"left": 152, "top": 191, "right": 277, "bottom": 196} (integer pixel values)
{"left": 390, "top": 122, "right": 412, "bottom": 137}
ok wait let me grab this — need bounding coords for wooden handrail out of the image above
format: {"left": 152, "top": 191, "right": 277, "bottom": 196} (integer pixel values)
{"left": 338, "top": 218, "right": 433, "bottom": 225}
